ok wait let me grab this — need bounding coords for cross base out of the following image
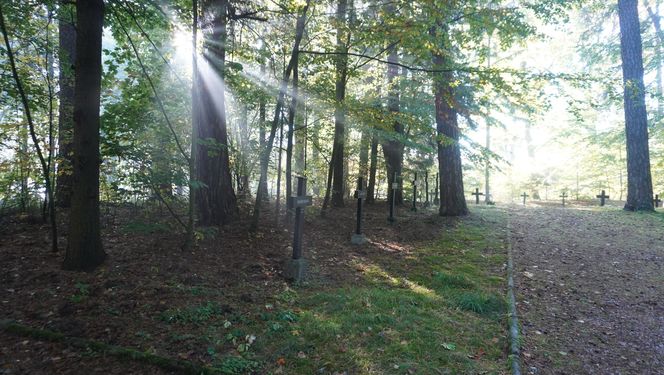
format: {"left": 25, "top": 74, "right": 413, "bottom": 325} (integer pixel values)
{"left": 351, "top": 233, "right": 368, "bottom": 245}
{"left": 284, "top": 258, "right": 307, "bottom": 283}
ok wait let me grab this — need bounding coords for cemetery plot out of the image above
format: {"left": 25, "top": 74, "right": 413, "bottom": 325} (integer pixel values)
{"left": 0, "top": 204, "right": 511, "bottom": 374}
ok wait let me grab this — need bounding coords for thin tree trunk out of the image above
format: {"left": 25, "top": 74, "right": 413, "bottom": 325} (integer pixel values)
{"left": 286, "top": 59, "right": 299, "bottom": 222}
{"left": 63, "top": 0, "right": 107, "bottom": 269}
{"left": 184, "top": 0, "right": 199, "bottom": 251}
{"left": 619, "top": 0, "right": 654, "bottom": 211}
{"left": 275, "top": 117, "right": 283, "bottom": 224}
{"left": 381, "top": 44, "right": 404, "bottom": 205}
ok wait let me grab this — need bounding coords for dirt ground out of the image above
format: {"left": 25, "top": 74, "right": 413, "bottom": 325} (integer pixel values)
{"left": 0, "top": 200, "right": 455, "bottom": 374}
{"left": 509, "top": 203, "right": 664, "bottom": 375}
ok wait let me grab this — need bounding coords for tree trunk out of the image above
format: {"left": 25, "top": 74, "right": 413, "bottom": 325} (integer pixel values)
{"left": 381, "top": 44, "right": 404, "bottom": 205}
{"left": 331, "top": 0, "right": 348, "bottom": 208}
{"left": 196, "top": 0, "right": 238, "bottom": 225}
{"left": 63, "top": 0, "right": 106, "bottom": 269}
{"left": 238, "top": 104, "right": 250, "bottom": 198}
{"left": 432, "top": 27, "right": 468, "bottom": 217}
{"left": 56, "top": 1, "right": 75, "bottom": 208}
{"left": 619, "top": 0, "right": 654, "bottom": 211}
{"left": 366, "top": 133, "right": 378, "bottom": 203}
{"left": 286, "top": 58, "right": 299, "bottom": 221}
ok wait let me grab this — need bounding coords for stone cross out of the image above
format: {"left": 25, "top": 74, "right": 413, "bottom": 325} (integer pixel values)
{"left": 560, "top": 191, "right": 568, "bottom": 207}
{"left": 411, "top": 172, "right": 418, "bottom": 212}
{"left": 388, "top": 172, "right": 400, "bottom": 223}
{"left": 654, "top": 194, "right": 662, "bottom": 208}
{"left": 352, "top": 177, "right": 367, "bottom": 245}
{"left": 472, "top": 188, "right": 484, "bottom": 205}
{"left": 285, "top": 176, "right": 312, "bottom": 282}
{"left": 521, "top": 192, "right": 529, "bottom": 206}
{"left": 596, "top": 190, "right": 609, "bottom": 206}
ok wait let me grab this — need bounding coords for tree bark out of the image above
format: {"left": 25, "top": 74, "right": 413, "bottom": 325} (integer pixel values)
{"left": 331, "top": 0, "right": 348, "bottom": 208}
{"left": 63, "top": 0, "right": 106, "bottom": 269}
{"left": 56, "top": 1, "right": 75, "bottom": 208}
{"left": 366, "top": 133, "right": 378, "bottom": 203}
{"left": 381, "top": 46, "right": 404, "bottom": 205}
{"left": 196, "top": 0, "right": 238, "bottom": 225}
{"left": 619, "top": 0, "right": 654, "bottom": 211}
{"left": 432, "top": 27, "right": 468, "bottom": 217}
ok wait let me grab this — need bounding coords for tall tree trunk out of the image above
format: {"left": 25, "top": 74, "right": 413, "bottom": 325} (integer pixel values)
{"left": 359, "top": 127, "right": 369, "bottom": 181}
{"left": 56, "top": 1, "right": 75, "bottom": 208}
{"left": 196, "top": 0, "right": 238, "bottom": 225}
{"left": 258, "top": 59, "right": 269, "bottom": 202}
{"left": 381, "top": 48, "right": 404, "bottom": 205}
{"left": 432, "top": 27, "right": 468, "bottom": 217}
{"left": 250, "top": 0, "right": 309, "bottom": 231}
{"left": 238, "top": 104, "right": 250, "bottom": 197}
{"left": 366, "top": 133, "right": 378, "bottom": 203}
{"left": 619, "top": 0, "right": 654, "bottom": 211}
{"left": 63, "top": 0, "right": 106, "bottom": 269}
{"left": 331, "top": 0, "right": 348, "bottom": 208}
{"left": 286, "top": 58, "right": 299, "bottom": 221}
{"left": 484, "top": 34, "right": 492, "bottom": 203}
{"left": 184, "top": 0, "right": 199, "bottom": 251}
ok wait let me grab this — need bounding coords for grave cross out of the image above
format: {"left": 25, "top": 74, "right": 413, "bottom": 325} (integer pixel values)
{"left": 596, "top": 190, "right": 610, "bottom": 206}
{"left": 654, "top": 194, "right": 662, "bottom": 208}
{"left": 411, "top": 172, "right": 418, "bottom": 212}
{"left": 521, "top": 192, "right": 529, "bottom": 206}
{"left": 352, "top": 177, "right": 367, "bottom": 245}
{"left": 388, "top": 172, "right": 400, "bottom": 223}
{"left": 285, "top": 176, "right": 312, "bottom": 282}
{"left": 560, "top": 191, "right": 568, "bottom": 207}
{"left": 472, "top": 188, "right": 484, "bottom": 205}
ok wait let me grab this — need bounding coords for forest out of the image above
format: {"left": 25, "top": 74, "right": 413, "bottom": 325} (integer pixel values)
{"left": 1, "top": 0, "right": 663, "bottom": 374}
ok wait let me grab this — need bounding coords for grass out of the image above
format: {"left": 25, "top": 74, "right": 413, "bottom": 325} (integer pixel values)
{"left": 249, "top": 206, "right": 510, "bottom": 374}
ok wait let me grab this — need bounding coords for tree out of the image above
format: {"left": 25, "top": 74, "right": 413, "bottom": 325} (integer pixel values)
{"left": 432, "top": 25, "right": 468, "bottom": 217}
{"left": 56, "top": 1, "right": 75, "bottom": 208}
{"left": 195, "top": 0, "right": 238, "bottom": 225}
{"left": 330, "top": 0, "right": 349, "bottom": 208}
{"left": 618, "top": 0, "right": 654, "bottom": 211}
{"left": 63, "top": 0, "right": 106, "bottom": 270}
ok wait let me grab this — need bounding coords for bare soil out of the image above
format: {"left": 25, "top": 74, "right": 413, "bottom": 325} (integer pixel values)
{"left": 509, "top": 204, "right": 664, "bottom": 375}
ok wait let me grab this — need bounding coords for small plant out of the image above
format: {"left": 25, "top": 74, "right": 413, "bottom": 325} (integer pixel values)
{"left": 215, "top": 356, "right": 259, "bottom": 374}
{"left": 70, "top": 282, "right": 90, "bottom": 303}
{"left": 159, "top": 301, "right": 227, "bottom": 324}
{"left": 432, "top": 271, "right": 475, "bottom": 289}
{"left": 453, "top": 292, "right": 507, "bottom": 317}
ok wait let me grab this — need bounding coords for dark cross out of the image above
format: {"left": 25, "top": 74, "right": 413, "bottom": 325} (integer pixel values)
{"left": 654, "top": 194, "right": 662, "bottom": 208}
{"left": 424, "top": 171, "right": 430, "bottom": 207}
{"left": 560, "top": 191, "right": 568, "bottom": 207}
{"left": 521, "top": 192, "right": 529, "bottom": 206}
{"left": 352, "top": 177, "right": 367, "bottom": 244}
{"left": 433, "top": 173, "right": 440, "bottom": 205}
{"left": 472, "top": 188, "right": 484, "bottom": 205}
{"left": 285, "top": 176, "right": 312, "bottom": 282}
{"left": 411, "top": 172, "right": 418, "bottom": 212}
{"left": 388, "top": 172, "right": 399, "bottom": 223}
{"left": 596, "top": 190, "right": 610, "bottom": 206}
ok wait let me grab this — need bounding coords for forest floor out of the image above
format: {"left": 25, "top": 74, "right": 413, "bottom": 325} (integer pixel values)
{"left": 509, "top": 201, "right": 664, "bottom": 375}
{"left": 0, "top": 201, "right": 511, "bottom": 374}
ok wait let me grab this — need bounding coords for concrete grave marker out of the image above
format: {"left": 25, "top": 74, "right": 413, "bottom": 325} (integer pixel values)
{"left": 521, "top": 192, "right": 529, "bottom": 206}
{"left": 352, "top": 177, "right": 368, "bottom": 245}
{"left": 472, "top": 188, "right": 484, "bottom": 205}
{"left": 285, "top": 176, "right": 312, "bottom": 283}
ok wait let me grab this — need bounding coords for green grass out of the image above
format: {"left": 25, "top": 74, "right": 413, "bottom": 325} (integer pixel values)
{"left": 250, "top": 206, "right": 510, "bottom": 374}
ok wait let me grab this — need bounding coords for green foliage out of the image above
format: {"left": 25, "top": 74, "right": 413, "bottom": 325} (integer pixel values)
{"left": 160, "top": 302, "right": 228, "bottom": 324}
